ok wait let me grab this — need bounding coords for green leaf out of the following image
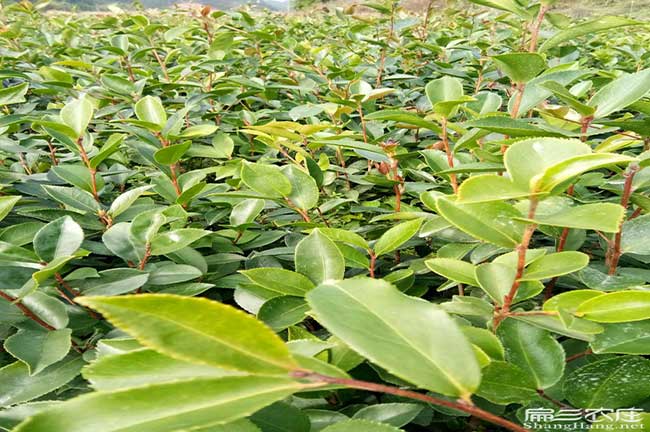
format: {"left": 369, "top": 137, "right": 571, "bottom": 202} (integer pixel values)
{"left": 364, "top": 110, "right": 440, "bottom": 132}
{"left": 230, "top": 199, "right": 265, "bottom": 226}
{"left": 425, "top": 76, "right": 465, "bottom": 117}
{"left": 538, "top": 153, "right": 636, "bottom": 192}
{"left": 179, "top": 124, "right": 218, "bottom": 138}
{"left": 352, "top": 403, "right": 423, "bottom": 427}
{"left": 60, "top": 97, "right": 93, "bottom": 138}
{"left": 42, "top": 185, "right": 101, "bottom": 214}
{"left": 373, "top": 218, "right": 423, "bottom": 257}
{"left": 563, "top": 356, "right": 650, "bottom": 408}
{"left": 150, "top": 229, "right": 211, "bottom": 255}
{"left": 464, "top": 0, "right": 530, "bottom": 17}
{"left": 464, "top": 116, "right": 556, "bottom": 137}
{"left": 0, "top": 82, "right": 28, "bottom": 106}
{"left": 89, "top": 133, "right": 125, "bottom": 169}
{"left": 539, "top": 81, "right": 595, "bottom": 117}
{"left": 520, "top": 251, "right": 589, "bottom": 280}
{"left": 314, "top": 228, "right": 369, "bottom": 249}
{"left": 4, "top": 329, "right": 71, "bottom": 375}
{"left": 77, "top": 294, "right": 297, "bottom": 374}
{"left": 211, "top": 132, "right": 235, "bottom": 159}
{"left": 540, "top": 16, "right": 643, "bottom": 52}
{"left": 576, "top": 291, "right": 650, "bottom": 323}
{"left": 134, "top": 95, "right": 167, "bottom": 128}
{"left": 282, "top": 165, "right": 319, "bottom": 210}
{"left": 457, "top": 175, "right": 530, "bottom": 203}
{"left": 0, "top": 357, "right": 83, "bottom": 407}
{"left": 83, "top": 349, "right": 236, "bottom": 391}
{"left": 0, "top": 196, "right": 21, "bottom": 223}
{"left": 295, "top": 230, "right": 345, "bottom": 284}
{"left": 476, "top": 361, "right": 537, "bottom": 404}
{"left": 240, "top": 161, "right": 292, "bottom": 198}
{"left": 52, "top": 164, "right": 104, "bottom": 194}
{"left": 14, "top": 376, "right": 305, "bottom": 432}
{"left": 108, "top": 186, "right": 153, "bottom": 218}
{"left": 591, "top": 321, "right": 650, "bottom": 355}
{"left": 33, "top": 216, "right": 84, "bottom": 263}
{"left": 492, "top": 53, "right": 546, "bottom": 83}
{"left": 497, "top": 319, "right": 565, "bottom": 389}
{"left": 425, "top": 258, "right": 478, "bottom": 286}
{"left": 321, "top": 419, "right": 403, "bottom": 432}
{"left": 258, "top": 296, "right": 309, "bottom": 331}
{"left": 621, "top": 213, "right": 650, "bottom": 254}
{"left": 154, "top": 141, "right": 191, "bottom": 165}
{"left": 504, "top": 138, "right": 590, "bottom": 192}
{"left": 523, "top": 203, "right": 624, "bottom": 233}
{"left": 240, "top": 268, "right": 315, "bottom": 296}
{"left": 436, "top": 197, "right": 525, "bottom": 248}
{"left": 250, "top": 402, "right": 310, "bottom": 432}
{"left": 306, "top": 278, "right": 481, "bottom": 398}
{"left": 543, "top": 289, "right": 605, "bottom": 313}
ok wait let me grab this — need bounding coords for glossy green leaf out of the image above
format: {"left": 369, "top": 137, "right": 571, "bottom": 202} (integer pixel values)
{"left": 497, "top": 319, "right": 565, "bottom": 389}
{"left": 540, "top": 16, "right": 643, "bottom": 52}
{"left": 306, "top": 278, "right": 481, "bottom": 398}
{"left": 457, "top": 175, "right": 530, "bottom": 203}
{"left": 154, "top": 141, "right": 191, "bottom": 165}
{"left": 77, "top": 294, "right": 297, "bottom": 374}
{"left": 295, "top": 230, "right": 345, "bottom": 284}
{"left": 476, "top": 361, "right": 537, "bottom": 405}
{"left": 0, "top": 357, "right": 83, "bottom": 407}
{"left": 14, "top": 376, "right": 305, "bottom": 432}
{"left": 436, "top": 197, "right": 525, "bottom": 248}
{"left": 240, "top": 268, "right": 315, "bottom": 296}
{"left": 33, "top": 216, "right": 84, "bottom": 263}
{"left": 373, "top": 218, "right": 423, "bottom": 257}
{"left": 492, "top": 53, "right": 546, "bottom": 83}
{"left": 524, "top": 203, "right": 624, "bottom": 233}
{"left": 425, "top": 258, "right": 478, "bottom": 286}
{"left": 352, "top": 403, "right": 423, "bottom": 428}
{"left": 564, "top": 356, "right": 650, "bottom": 408}
{"left": 321, "top": 419, "right": 403, "bottom": 432}
{"left": 0, "top": 82, "right": 28, "bottom": 106}
{"left": 134, "top": 96, "right": 167, "bottom": 128}
{"left": 4, "top": 329, "right": 72, "bottom": 376}
{"left": 240, "top": 161, "right": 292, "bottom": 198}
{"left": 282, "top": 165, "right": 319, "bottom": 210}
{"left": 520, "top": 251, "right": 589, "bottom": 280}
{"left": 150, "top": 228, "right": 211, "bottom": 255}
{"left": 60, "top": 97, "right": 93, "bottom": 138}
{"left": 576, "top": 291, "right": 650, "bottom": 323}
{"left": 0, "top": 196, "right": 21, "bottom": 223}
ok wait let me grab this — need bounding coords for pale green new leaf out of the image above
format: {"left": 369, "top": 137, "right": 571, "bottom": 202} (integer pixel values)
{"left": 373, "top": 218, "right": 423, "bottom": 257}
{"left": 295, "top": 230, "right": 345, "bottom": 284}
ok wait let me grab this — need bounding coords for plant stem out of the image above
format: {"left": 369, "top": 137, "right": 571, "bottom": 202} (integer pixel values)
{"left": 357, "top": 103, "right": 368, "bottom": 144}
{"left": 528, "top": 3, "right": 549, "bottom": 52}
{"left": 76, "top": 137, "right": 100, "bottom": 202}
{"left": 368, "top": 250, "right": 377, "bottom": 278}
{"left": 375, "top": 1, "right": 396, "bottom": 87}
{"left": 498, "top": 198, "right": 538, "bottom": 321}
{"left": 0, "top": 290, "right": 55, "bottom": 331}
{"left": 510, "top": 82, "right": 525, "bottom": 120}
{"left": 440, "top": 116, "right": 458, "bottom": 193}
{"left": 566, "top": 348, "right": 593, "bottom": 362}
{"left": 608, "top": 164, "right": 640, "bottom": 275}
{"left": 138, "top": 243, "right": 152, "bottom": 270}
{"left": 580, "top": 115, "right": 593, "bottom": 142}
{"left": 545, "top": 185, "right": 574, "bottom": 300}
{"left": 291, "top": 371, "right": 530, "bottom": 432}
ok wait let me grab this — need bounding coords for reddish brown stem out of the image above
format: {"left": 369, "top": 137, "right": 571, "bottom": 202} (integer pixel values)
{"left": 138, "top": 243, "right": 152, "bottom": 270}
{"left": 528, "top": 4, "right": 549, "bottom": 52}
{"left": 566, "top": 348, "right": 593, "bottom": 362}
{"left": 357, "top": 103, "right": 368, "bottom": 144}
{"left": 291, "top": 371, "right": 530, "bottom": 432}
{"left": 441, "top": 117, "right": 458, "bottom": 193}
{"left": 545, "top": 185, "right": 574, "bottom": 300}
{"left": 369, "top": 250, "right": 377, "bottom": 278}
{"left": 76, "top": 137, "right": 100, "bottom": 202}
{"left": 608, "top": 164, "right": 640, "bottom": 275}
{"left": 510, "top": 82, "right": 525, "bottom": 120}
{"left": 498, "top": 198, "right": 538, "bottom": 321}
{"left": 47, "top": 141, "right": 59, "bottom": 166}
{"left": 580, "top": 115, "right": 593, "bottom": 142}
{"left": 0, "top": 291, "right": 55, "bottom": 331}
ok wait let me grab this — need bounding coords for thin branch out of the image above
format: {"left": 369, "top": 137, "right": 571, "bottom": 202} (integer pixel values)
{"left": 608, "top": 164, "right": 639, "bottom": 274}
{"left": 0, "top": 290, "right": 55, "bottom": 331}
{"left": 291, "top": 371, "right": 530, "bottom": 432}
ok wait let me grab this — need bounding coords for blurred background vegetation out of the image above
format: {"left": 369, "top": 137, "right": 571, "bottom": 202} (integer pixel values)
{"left": 4, "top": 0, "right": 648, "bottom": 17}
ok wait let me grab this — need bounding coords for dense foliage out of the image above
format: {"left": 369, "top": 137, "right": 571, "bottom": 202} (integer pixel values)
{"left": 2, "top": 0, "right": 650, "bottom": 431}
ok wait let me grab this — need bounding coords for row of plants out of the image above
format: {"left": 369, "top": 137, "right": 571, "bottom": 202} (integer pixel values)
{"left": 2, "top": 0, "right": 650, "bottom": 430}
